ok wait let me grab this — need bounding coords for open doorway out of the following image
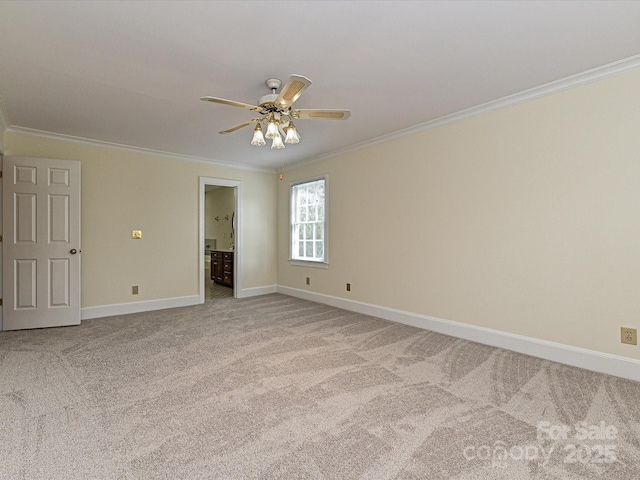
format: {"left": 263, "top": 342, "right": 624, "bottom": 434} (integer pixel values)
{"left": 204, "top": 185, "right": 234, "bottom": 301}
{"left": 199, "top": 177, "right": 242, "bottom": 303}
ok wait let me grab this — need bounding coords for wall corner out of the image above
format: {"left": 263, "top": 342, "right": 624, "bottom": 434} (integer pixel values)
{"left": 0, "top": 93, "right": 9, "bottom": 153}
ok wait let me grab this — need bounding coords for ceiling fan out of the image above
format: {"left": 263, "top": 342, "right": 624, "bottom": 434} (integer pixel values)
{"left": 201, "top": 74, "right": 350, "bottom": 149}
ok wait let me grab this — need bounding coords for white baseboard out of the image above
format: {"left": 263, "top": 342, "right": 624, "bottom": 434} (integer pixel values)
{"left": 81, "top": 295, "right": 200, "bottom": 320}
{"left": 276, "top": 286, "right": 640, "bottom": 383}
{"left": 237, "top": 285, "right": 277, "bottom": 298}
{"left": 81, "top": 284, "right": 278, "bottom": 319}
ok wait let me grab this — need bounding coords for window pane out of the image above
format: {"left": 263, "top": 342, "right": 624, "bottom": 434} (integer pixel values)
{"left": 291, "top": 178, "right": 327, "bottom": 262}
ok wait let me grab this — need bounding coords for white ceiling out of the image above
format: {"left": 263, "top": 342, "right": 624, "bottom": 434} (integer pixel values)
{"left": 1, "top": 1, "right": 639, "bottom": 170}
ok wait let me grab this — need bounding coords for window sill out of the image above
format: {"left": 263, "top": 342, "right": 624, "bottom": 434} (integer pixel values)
{"left": 289, "top": 259, "right": 329, "bottom": 269}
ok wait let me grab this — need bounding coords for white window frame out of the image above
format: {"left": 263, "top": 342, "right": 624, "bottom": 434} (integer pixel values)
{"left": 289, "top": 175, "right": 329, "bottom": 268}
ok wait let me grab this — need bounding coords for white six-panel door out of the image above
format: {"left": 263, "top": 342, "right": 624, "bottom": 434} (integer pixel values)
{"left": 2, "top": 156, "right": 81, "bottom": 330}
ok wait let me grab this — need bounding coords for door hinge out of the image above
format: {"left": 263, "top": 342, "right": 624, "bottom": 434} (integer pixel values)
{"left": 0, "top": 298, "right": 3, "bottom": 306}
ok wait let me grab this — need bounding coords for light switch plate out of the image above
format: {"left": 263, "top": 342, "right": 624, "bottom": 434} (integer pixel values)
{"left": 132, "top": 230, "right": 142, "bottom": 239}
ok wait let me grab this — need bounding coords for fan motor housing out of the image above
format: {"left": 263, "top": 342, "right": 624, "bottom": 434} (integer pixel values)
{"left": 258, "top": 93, "right": 279, "bottom": 109}
{"left": 259, "top": 78, "right": 285, "bottom": 111}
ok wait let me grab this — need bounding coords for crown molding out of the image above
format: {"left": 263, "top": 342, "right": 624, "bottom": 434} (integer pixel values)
{"left": 287, "top": 54, "right": 640, "bottom": 171}
{"left": 5, "top": 126, "right": 276, "bottom": 173}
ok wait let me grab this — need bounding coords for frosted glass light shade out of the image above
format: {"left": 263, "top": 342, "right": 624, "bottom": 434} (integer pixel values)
{"left": 271, "top": 132, "right": 285, "bottom": 149}
{"left": 265, "top": 115, "right": 279, "bottom": 139}
{"left": 250, "top": 123, "right": 266, "bottom": 146}
{"left": 284, "top": 122, "right": 300, "bottom": 144}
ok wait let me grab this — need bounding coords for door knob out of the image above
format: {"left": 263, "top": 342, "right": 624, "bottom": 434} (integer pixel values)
{"left": 70, "top": 249, "right": 78, "bottom": 254}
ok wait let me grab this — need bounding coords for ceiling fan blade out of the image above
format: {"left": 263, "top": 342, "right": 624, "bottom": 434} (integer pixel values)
{"left": 201, "top": 96, "right": 263, "bottom": 113}
{"left": 275, "top": 75, "right": 312, "bottom": 108}
{"left": 292, "top": 109, "right": 351, "bottom": 120}
{"left": 218, "top": 121, "right": 253, "bottom": 134}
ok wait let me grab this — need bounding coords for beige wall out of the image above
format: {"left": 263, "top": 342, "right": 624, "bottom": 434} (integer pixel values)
{"left": 277, "top": 68, "right": 640, "bottom": 360}
{"left": 4, "top": 132, "right": 277, "bottom": 307}
{"left": 205, "top": 187, "right": 235, "bottom": 250}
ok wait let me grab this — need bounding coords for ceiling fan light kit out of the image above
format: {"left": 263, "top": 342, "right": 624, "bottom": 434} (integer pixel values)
{"left": 201, "top": 74, "right": 350, "bottom": 150}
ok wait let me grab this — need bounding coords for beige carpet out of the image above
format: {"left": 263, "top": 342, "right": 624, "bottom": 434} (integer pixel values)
{"left": 1, "top": 294, "right": 639, "bottom": 479}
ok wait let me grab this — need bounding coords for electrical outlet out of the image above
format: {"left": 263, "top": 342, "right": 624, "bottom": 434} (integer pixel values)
{"left": 621, "top": 327, "right": 637, "bottom": 345}
{"left": 306, "top": 277, "right": 310, "bottom": 285}
{"left": 132, "top": 285, "right": 139, "bottom": 295}
{"left": 346, "top": 283, "right": 351, "bottom": 292}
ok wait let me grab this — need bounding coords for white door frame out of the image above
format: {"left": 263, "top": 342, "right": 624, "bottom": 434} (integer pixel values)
{"left": 199, "top": 177, "right": 241, "bottom": 303}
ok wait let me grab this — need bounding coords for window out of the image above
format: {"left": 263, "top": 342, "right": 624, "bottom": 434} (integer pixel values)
{"left": 290, "top": 176, "right": 327, "bottom": 264}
